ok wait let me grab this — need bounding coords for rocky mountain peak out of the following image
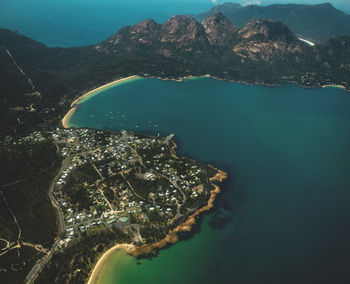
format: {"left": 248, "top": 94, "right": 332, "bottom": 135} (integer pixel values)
{"left": 160, "top": 15, "right": 208, "bottom": 49}
{"left": 132, "top": 18, "right": 159, "bottom": 32}
{"left": 233, "top": 19, "right": 302, "bottom": 62}
{"left": 128, "top": 18, "right": 160, "bottom": 44}
{"left": 95, "top": 14, "right": 311, "bottom": 63}
{"left": 102, "top": 18, "right": 160, "bottom": 49}
{"left": 239, "top": 18, "right": 297, "bottom": 43}
{"left": 202, "top": 12, "right": 238, "bottom": 46}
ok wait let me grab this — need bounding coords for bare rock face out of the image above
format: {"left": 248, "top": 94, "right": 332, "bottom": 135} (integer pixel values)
{"left": 160, "top": 15, "right": 208, "bottom": 50}
{"left": 239, "top": 19, "right": 296, "bottom": 42}
{"left": 95, "top": 14, "right": 311, "bottom": 63}
{"left": 128, "top": 18, "right": 160, "bottom": 45}
{"left": 233, "top": 19, "right": 303, "bottom": 61}
{"left": 202, "top": 12, "right": 238, "bottom": 46}
{"left": 109, "top": 19, "right": 160, "bottom": 46}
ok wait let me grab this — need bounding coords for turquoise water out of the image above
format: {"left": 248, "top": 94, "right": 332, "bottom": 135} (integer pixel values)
{"left": 0, "top": 0, "right": 213, "bottom": 47}
{"left": 2, "top": 0, "right": 349, "bottom": 48}
{"left": 69, "top": 78, "right": 350, "bottom": 284}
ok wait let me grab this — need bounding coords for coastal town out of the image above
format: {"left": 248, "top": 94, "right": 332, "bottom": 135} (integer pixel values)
{"left": 0, "top": 127, "right": 224, "bottom": 283}
{"left": 0, "top": 127, "right": 220, "bottom": 280}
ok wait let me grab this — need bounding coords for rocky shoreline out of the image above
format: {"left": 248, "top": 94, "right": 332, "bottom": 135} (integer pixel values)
{"left": 86, "top": 167, "right": 227, "bottom": 284}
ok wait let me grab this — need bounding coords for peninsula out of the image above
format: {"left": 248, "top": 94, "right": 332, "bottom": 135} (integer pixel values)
{"left": 0, "top": 127, "right": 226, "bottom": 283}
{"left": 1, "top": 13, "right": 350, "bottom": 139}
{"left": 0, "top": 9, "right": 349, "bottom": 284}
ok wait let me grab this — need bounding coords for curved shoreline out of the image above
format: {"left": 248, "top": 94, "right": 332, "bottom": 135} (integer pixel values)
{"left": 86, "top": 168, "right": 227, "bottom": 284}
{"left": 70, "top": 75, "right": 142, "bottom": 107}
{"left": 59, "top": 73, "right": 348, "bottom": 284}
{"left": 130, "top": 168, "right": 227, "bottom": 257}
{"left": 61, "top": 107, "right": 77, "bottom": 128}
{"left": 61, "top": 74, "right": 349, "bottom": 128}
{"left": 87, "top": 244, "right": 136, "bottom": 284}
{"left": 61, "top": 75, "right": 142, "bottom": 128}
{"left": 322, "top": 84, "right": 346, "bottom": 90}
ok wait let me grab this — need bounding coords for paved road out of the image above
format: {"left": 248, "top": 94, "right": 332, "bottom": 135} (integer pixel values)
{"left": 26, "top": 241, "right": 60, "bottom": 283}
{"left": 25, "top": 151, "right": 70, "bottom": 284}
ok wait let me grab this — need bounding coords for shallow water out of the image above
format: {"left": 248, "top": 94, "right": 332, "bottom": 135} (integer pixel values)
{"left": 69, "top": 78, "right": 350, "bottom": 284}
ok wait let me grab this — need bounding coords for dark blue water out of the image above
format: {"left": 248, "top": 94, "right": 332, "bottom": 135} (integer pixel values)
{"left": 0, "top": 0, "right": 213, "bottom": 47}
{"left": 69, "top": 78, "right": 350, "bottom": 284}
{"left": 1, "top": 0, "right": 349, "bottom": 48}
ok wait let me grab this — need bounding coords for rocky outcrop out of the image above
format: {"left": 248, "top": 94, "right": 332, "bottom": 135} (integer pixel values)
{"left": 195, "top": 2, "right": 350, "bottom": 43}
{"left": 202, "top": 12, "right": 238, "bottom": 46}
{"left": 233, "top": 19, "right": 304, "bottom": 61}
{"left": 97, "top": 14, "right": 310, "bottom": 62}
{"left": 160, "top": 15, "right": 209, "bottom": 50}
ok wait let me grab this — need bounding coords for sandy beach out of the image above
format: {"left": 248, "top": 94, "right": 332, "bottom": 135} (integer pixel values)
{"left": 86, "top": 167, "right": 227, "bottom": 284}
{"left": 322, "top": 84, "right": 346, "bottom": 90}
{"left": 61, "top": 74, "right": 212, "bottom": 128}
{"left": 87, "top": 243, "right": 135, "bottom": 284}
{"left": 297, "top": 37, "right": 315, "bottom": 46}
{"left": 61, "top": 74, "right": 348, "bottom": 129}
{"left": 61, "top": 107, "right": 76, "bottom": 128}
{"left": 70, "top": 75, "right": 142, "bottom": 107}
{"left": 61, "top": 75, "right": 142, "bottom": 128}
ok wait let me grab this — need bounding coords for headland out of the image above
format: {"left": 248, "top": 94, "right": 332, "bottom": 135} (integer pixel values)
{"left": 86, "top": 167, "right": 227, "bottom": 284}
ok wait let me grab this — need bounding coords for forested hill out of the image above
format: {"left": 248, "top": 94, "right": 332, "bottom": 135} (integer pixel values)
{"left": 194, "top": 3, "right": 350, "bottom": 43}
{"left": 1, "top": 13, "right": 350, "bottom": 137}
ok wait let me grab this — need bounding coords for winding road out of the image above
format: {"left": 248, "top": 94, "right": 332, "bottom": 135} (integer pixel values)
{"left": 25, "top": 145, "right": 72, "bottom": 284}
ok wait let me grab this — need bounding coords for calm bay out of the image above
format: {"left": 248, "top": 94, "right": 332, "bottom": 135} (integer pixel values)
{"left": 68, "top": 78, "right": 350, "bottom": 284}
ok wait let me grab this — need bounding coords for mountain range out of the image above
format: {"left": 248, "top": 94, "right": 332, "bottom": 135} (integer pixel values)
{"left": 0, "top": 13, "right": 349, "bottom": 138}
{"left": 194, "top": 2, "right": 350, "bottom": 43}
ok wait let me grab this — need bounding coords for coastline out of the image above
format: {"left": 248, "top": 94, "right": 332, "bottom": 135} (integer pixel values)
{"left": 70, "top": 75, "right": 142, "bottom": 107}
{"left": 61, "top": 75, "right": 142, "bottom": 128}
{"left": 87, "top": 243, "right": 136, "bottom": 284}
{"left": 130, "top": 168, "right": 227, "bottom": 257}
{"left": 61, "top": 107, "right": 76, "bottom": 128}
{"left": 61, "top": 74, "right": 349, "bottom": 129}
{"left": 62, "top": 73, "right": 348, "bottom": 283}
{"left": 55, "top": 73, "right": 347, "bottom": 283}
{"left": 152, "top": 74, "right": 211, "bottom": 82}
{"left": 86, "top": 167, "right": 227, "bottom": 284}
{"left": 322, "top": 84, "right": 346, "bottom": 90}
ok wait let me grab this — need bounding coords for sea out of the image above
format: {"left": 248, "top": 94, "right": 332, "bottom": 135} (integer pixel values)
{"left": 0, "top": 0, "right": 213, "bottom": 47}
{"left": 1, "top": 0, "right": 349, "bottom": 48}
{"left": 68, "top": 78, "right": 350, "bottom": 284}
{"left": 2, "top": 1, "right": 350, "bottom": 283}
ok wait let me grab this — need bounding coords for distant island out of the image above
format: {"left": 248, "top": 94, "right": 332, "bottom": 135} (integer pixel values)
{"left": 0, "top": 7, "right": 350, "bottom": 284}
